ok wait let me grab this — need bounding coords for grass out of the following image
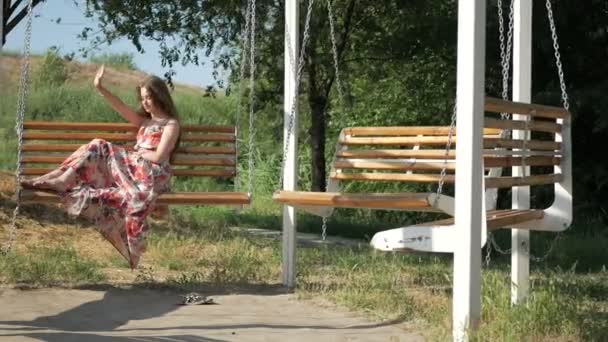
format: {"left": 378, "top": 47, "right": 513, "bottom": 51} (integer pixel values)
{"left": 0, "top": 244, "right": 106, "bottom": 285}
{"left": 0, "top": 52, "right": 607, "bottom": 340}
{"left": 2, "top": 194, "right": 606, "bottom": 341}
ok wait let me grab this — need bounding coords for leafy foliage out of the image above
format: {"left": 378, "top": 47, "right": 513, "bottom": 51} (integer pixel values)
{"left": 33, "top": 47, "right": 69, "bottom": 88}
{"left": 88, "top": 52, "right": 138, "bottom": 70}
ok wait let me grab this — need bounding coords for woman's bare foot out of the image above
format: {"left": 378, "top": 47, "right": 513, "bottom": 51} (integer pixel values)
{"left": 32, "top": 178, "right": 69, "bottom": 193}
{"left": 28, "top": 169, "right": 76, "bottom": 193}
{"left": 29, "top": 169, "right": 66, "bottom": 186}
{"left": 20, "top": 179, "right": 37, "bottom": 190}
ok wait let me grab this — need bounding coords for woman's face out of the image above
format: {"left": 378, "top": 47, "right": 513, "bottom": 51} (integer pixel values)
{"left": 140, "top": 87, "right": 157, "bottom": 114}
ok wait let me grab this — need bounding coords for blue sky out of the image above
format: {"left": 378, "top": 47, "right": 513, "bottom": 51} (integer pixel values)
{"left": 3, "top": 0, "right": 217, "bottom": 88}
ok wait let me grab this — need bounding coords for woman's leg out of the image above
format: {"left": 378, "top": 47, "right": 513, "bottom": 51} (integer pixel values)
{"left": 29, "top": 167, "right": 78, "bottom": 193}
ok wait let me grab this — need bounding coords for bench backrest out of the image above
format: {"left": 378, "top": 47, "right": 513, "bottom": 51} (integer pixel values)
{"left": 330, "top": 97, "right": 570, "bottom": 191}
{"left": 20, "top": 121, "right": 238, "bottom": 180}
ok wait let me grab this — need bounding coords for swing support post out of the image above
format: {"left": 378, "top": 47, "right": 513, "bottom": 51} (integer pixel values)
{"left": 511, "top": 0, "right": 532, "bottom": 305}
{"left": 453, "top": 0, "right": 486, "bottom": 340}
{"left": 282, "top": 0, "right": 299, "bottom": 288}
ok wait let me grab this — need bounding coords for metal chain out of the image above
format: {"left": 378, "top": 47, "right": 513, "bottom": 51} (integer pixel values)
{"left": 434, "top": 103, "right": 457, "bottom": 205}
{"left": 2, "top": 0, "right": 34, "bottom": 256}
{"left": 234, "top": 0, "right": 253, "bottom": 193}
{"left": 486, "top": 0, "right": 514, "bottom": 266}
{"left": 319, "top": 0, "right": 348, "bottom": 241}
{"left": 519, "top": 0, "right": 571, "bottom": 263}
{"left": 278, "top": 0, "right": 315, "bottom": 189}
{"left": 490, "top": 0, "right": 570, "bottom": 264}
{"left": 498, "top": 0, "right": 514, "bottom": 122}
{"left": 247, "top": 0, "right": 257, "bottom": 195}
{"left": 545, "top": 0, "right": 570, "bottom": 111}
{"left": 326, "top": 0, "right": 345, "bottom": 109}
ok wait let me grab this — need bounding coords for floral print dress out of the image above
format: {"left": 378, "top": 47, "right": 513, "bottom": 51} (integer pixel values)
{"left": 57, "top": 119, "right": 172, "bottom": 268}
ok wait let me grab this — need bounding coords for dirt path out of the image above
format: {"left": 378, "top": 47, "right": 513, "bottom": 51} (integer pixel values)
{"left": 0, "top": 286, "right": 424, "bottom": 341}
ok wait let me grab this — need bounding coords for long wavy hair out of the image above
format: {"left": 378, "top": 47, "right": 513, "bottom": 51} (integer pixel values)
{"left": 136, "top": 76, "right": 181, "bottom": 160}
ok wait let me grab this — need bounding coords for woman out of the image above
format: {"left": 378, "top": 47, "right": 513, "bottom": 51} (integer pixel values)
{"left": 21, "top": 65, "right": 181, "bottom": 269}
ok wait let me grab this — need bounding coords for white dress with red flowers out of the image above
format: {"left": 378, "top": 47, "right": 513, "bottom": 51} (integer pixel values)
{"left": 57, "top": 119, "right": 172, "bottom": 268}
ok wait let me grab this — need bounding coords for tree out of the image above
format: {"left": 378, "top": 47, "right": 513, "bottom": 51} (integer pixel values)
{"left": 1, "top": 0, "right": 45, "bottom": 46}
{"left": 81, "top": 0, "right": 463, "bottom": 192}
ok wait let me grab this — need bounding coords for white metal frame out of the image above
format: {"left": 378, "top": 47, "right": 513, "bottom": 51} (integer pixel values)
{"left": 281, "top": 0, "right": 571, "bottom": 340}
{"left": 282, "top": 0, "right": 299, "bottom": 288}
{"left": 511, "top": 0, "right": 532, "bottom": 305}
{"left": 452, "top": 2, "right": 486, "bottom": 339}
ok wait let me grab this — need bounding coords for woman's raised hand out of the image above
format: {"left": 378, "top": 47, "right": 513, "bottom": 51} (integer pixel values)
{"left": 94, "top": 65, "right": 105, "bottom": 90}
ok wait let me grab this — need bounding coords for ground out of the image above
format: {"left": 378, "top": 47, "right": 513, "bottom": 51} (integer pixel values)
{"left": 0, "top": 172, "right": 424, "bottom": 341}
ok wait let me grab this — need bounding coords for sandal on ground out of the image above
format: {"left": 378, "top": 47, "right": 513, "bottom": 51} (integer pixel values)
{"left": 178, "top": 293, "right": 216, "bottom": 305}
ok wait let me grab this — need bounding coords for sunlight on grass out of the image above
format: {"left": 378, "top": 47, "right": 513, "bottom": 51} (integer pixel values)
{"left": 0, "top": 244, "right": 106, "bottom": 285}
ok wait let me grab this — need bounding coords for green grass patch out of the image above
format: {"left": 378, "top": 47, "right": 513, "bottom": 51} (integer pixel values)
{"left": 0, "top": 245, "right": 106, "bottom": 285}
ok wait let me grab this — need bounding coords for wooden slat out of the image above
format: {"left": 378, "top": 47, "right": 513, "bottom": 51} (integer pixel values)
{"left": 23, "top": 132, "right": 236, "bottom": 143}
{"left": 484, "top": 117, "right": 561, "bottom": 133}
{"left": 330, "top": 172, "right": 453, "bottom": 183}
{"left": 168, "top": 169, "right": 237, "bottom": 177}
{"left": 24, "top": 122, "right": 137, "bottom": 131}
{"left": 24, "top": 132, "right": 136, "bottom": 141}
{"left": 176, "top": 146, "right": 236, "bottom": 154}
{"left": 343, "top": 126, "right": 502, "bottom": 136}
{"left": 21, "top": 155, "right": 235, "bottom": 167}
{"left": 341, "top": 136, "right": 453, "bottom": 146}
{"left": 484, "top": 97, "right": 570, "bottom": 119}
{"left": 483, "top": 156, "right": 561, "bottom": 168}
{"left": 23, "top": 121, "right": 235, "bottom": 133}
{"left": 485, "top": 174, "right": 563, "bottom": 188}
{"left": 413, "top": 209, "right": 544, "bottom": 230}
{"left": 334, "top": 160, "right": 455, "bottom": 171}
{"left": 21, "top": 190, "right": 251, "bottom": 205}
{"left": 485, "top": 209, "right": 544, "bottom": 230}
{"left": 331, "top": 172, "right": 563, "bottom": 188}
{"left": 337, "top": 149, "right": 560, "bottom": 159}
{"left": 333, "top": 156, "right": 560, "bottom": 171}
{"left": 482, "top": 149, "right": 561, "bottom": 157}
{"left": 273, "top": 191, "right": 434, "bottom": 210}
{"left": 21, "top": 144, "right": 236, "bottom": 155}
{"left": 22, "top": 168, "right": 236, "bottom": 178}
{"left": 341, "top": 136, "right": 559, "bottom": 150}
{"left": 337, "top": 149, "right": 456, "bottom": 159}
{"left": 180, "top": 133, "right": 236, "bottom": 142}
{"left": 484, "top": 138, "right": 561, "bottom": 151}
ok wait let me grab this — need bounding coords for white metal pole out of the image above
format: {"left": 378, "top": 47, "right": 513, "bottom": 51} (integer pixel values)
{"left": 511, "top": 0, "right": 532, "bottom": 305}
{"left": 282, "top": 0, "right": 299, "bottom": 288}
{"left": 453, "top": 0, "right": 486, "bottom": 340}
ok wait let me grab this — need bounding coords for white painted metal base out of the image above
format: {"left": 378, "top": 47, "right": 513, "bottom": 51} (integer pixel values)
{"left": 370, "top": 224, "right": 457, "bottom": 253}
{"left": 370, "top": 214, "right": 488, "bottom": 253}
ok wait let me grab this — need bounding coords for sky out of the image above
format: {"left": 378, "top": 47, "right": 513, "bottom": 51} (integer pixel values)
{"left": 3, "top": 0, "right": 217, "bottom": 88}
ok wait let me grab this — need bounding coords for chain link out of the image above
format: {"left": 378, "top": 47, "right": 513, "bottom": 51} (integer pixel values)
{"left": 434, "top": 104, "right": 457, "bottom": 205}
{"left": 234, "top": 0, "right": 253, "bottom": 194}
{"left": 486, "top": 230, "right": 562, "bottom": 263}
{"left": 247, "top": 0, "right": 257, "bottom": 195}
{"left": 278, "top": 0, "right": 315, "bottom": 189}
{"left": 545, "top": 0, "right": 570, "bottom": 111}
{"left": 2, "top": 0, "right": 34, "bottom": 256}
{"left": 486, "top": 0, "right": 515, "bottom": 265}
{"left": 326, "top": 0, "right": 345, "bottom": 109}
{"left": 489, "top": 0, "right": 571, "bottom": 264}
{"left": 319, "top": 0, "right": 349, "bottom": 241}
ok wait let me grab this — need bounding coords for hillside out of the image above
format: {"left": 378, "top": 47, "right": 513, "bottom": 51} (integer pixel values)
{"left": 0, "top": 54, "right": 207, "bottom": 96}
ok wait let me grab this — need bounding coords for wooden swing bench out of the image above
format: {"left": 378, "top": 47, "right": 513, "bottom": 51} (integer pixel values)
{"left": 273, "top": 97, "right": 572, "bottom": 252}
{"left": 18, "top": 121, "right": 251, "bottom": 206}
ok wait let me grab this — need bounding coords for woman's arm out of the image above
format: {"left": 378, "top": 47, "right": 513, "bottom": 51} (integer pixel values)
{"left": 140, "top": 120, "right": 180, "bottom": 163}
{"left": 94, "top": 65, "right": 145, "bottom": 127}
